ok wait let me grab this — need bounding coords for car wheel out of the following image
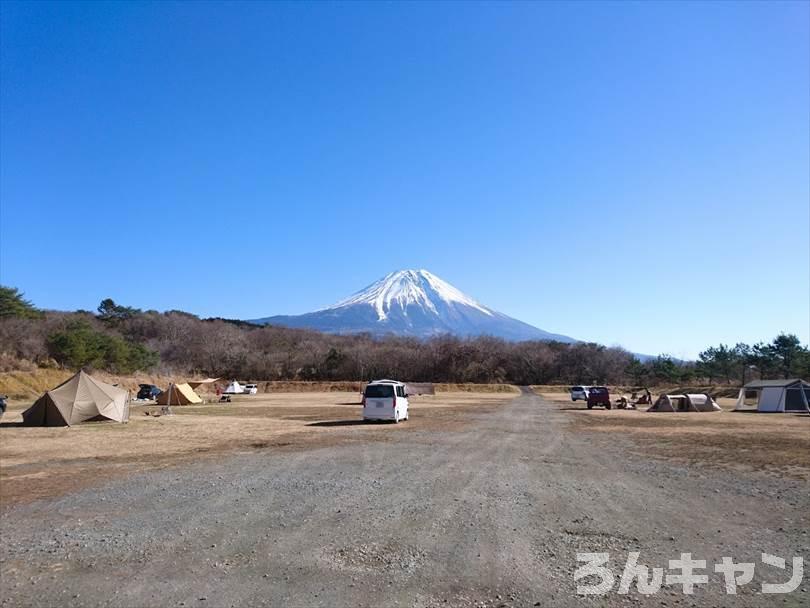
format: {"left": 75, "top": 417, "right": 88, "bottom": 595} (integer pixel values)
{"left": 605, "top": 403, "right": 612, "bottom": 410}
{"left": 587, "top": 404, "right": 593, "bottom": 409}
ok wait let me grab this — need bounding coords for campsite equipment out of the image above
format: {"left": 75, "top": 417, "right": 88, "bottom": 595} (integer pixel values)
{"left": 586, "top": 386, "right": 611, "bottom": 409}
{"left": 187, "top": 378, "right": 221, "bottom": 390}
{"left": 22, "top": 370, "right": 130, "bottom": 426}
{"left": 155, "top": 383, "right": 203, "bottom": 405}
{"left": 734, "top": 379, "right": 810, "bottom": 413}
{"left": 615, "top": 395, "right": 635, "bottom": 409}
{"left": 647, "top": 393, "right": 721, "bottom": 413}
{"left": 630, "top": 388, "right": 653, "bottom": 406}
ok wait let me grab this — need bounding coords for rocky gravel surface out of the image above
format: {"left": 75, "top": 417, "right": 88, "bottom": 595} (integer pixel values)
{"left": 1, "top": 388, "right": 808, "bottom": 607}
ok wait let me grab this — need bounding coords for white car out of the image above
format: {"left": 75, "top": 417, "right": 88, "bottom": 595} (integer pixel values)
{"left": 244, "top": 384, "right": 258, "bottom": 395}
{"left": 570, "top": 386, "right": 591, "bottom": 401}
{"left": 362, "top": 380, "right": 409, "bottom": 423}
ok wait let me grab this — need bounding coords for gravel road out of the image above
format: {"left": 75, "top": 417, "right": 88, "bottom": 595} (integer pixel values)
{"left": 1, "top": 388, "right": 808, "bottom": 607}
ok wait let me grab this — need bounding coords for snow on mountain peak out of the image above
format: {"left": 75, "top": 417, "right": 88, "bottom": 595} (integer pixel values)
{"left": 329, "top": 269, "right": 493, "bottom": 321}
{"left": 251, "top": 269, "right": 576, "bottom": 342}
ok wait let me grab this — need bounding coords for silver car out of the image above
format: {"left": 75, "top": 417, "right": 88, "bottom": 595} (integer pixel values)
{"left": 570, "top": 386, "right": 590, "bottom": 401}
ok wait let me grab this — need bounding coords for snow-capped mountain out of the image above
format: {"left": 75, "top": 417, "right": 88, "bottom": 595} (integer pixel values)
{"left": 250, "top": 269, "right": 576, "bottom": 342}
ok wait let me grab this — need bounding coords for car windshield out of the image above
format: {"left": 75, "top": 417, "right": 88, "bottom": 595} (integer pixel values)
{"left": 364, "top": 385, "right": 394, "bottom": 398}
{"left": 572, "top": 386, "right": 583, "bottom": 392}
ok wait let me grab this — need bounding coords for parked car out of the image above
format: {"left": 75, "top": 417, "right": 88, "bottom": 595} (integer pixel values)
{"left": 136, "top": 384, "right": 161, "bottom": 401}
{"left": 586, "top": 386, "right": 611, "bottom": 409}
{"left": 244, "top": 383, "right": 258, "bottom": 395}
{"left": 570, "top": 386, "right": 590, "bottom": 401}
{"left": 362, "top": 380, "right": 409, "bottom": 423}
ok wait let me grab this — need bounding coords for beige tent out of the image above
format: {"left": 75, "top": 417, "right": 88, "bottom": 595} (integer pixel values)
{"left": 155, "top": 383, "right": 202, "bottom": 405}
{"left": 22, "top": 370, "right": 130, "bottom": 426}
{"left": 647, "top": 393, "right": 721, "bottom": 413}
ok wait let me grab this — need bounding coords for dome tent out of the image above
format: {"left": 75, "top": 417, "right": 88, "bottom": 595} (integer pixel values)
{"left": 22, "top": 370, "right": 130, "bottom": 426}
{"left": 647, "top": 393, "right": 721, "bottom": 413}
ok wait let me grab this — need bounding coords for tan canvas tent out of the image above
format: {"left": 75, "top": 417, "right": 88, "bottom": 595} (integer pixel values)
{"left": 22, "top": 370, "right": 130, "bottom": 426}
{"left": 647, "top": 393, "right": 721, "bottom": 413}
{"left": 187, "top": 378, "right": 220, "bottom": 390}
{"left": 155, "top": 383, "right": 202, "bottom": 405}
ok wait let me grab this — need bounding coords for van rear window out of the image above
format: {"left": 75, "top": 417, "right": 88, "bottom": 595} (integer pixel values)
{"left": 572, "top": 386, "right": 583, "bottom": 392}
{"left": 365, "top": 385, "right": 394, "bottom": 398}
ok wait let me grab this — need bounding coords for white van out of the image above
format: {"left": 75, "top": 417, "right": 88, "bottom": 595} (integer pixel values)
{"left": 362, "top": 380, "right": 409, "bottom": 423}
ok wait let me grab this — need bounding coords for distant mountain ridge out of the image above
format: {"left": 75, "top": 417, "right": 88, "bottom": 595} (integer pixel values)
{"left": 250, "top": 269, "right": 576, "bottom": 343}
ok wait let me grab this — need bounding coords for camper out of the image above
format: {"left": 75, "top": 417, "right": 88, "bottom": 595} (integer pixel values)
{"left": 734, "top": 379, "right": 810, "bottom": 413}
{"left": 362, "top": 380, "right": 409, "bottom": 423}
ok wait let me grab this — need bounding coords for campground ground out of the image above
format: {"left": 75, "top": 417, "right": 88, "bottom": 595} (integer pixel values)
{"left": 0, "top": 388, "right": 808, "bottom": 607}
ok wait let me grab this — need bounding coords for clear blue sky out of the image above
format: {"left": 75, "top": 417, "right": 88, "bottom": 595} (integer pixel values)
{"left": 1, "top": 1, "right": 808, "bottom": 358}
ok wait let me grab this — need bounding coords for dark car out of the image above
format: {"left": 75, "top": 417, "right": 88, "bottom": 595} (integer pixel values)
{"left": 137, "top": 384, "right": 161, "bottom": 400}
{"left": 586, "top": 386, "right": 611, "bottom": 409}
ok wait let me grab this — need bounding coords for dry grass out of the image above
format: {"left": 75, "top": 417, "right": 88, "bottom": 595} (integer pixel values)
{"left": 434, "top": 383, "right": 519, "bottom": 393}
{"left": 0, "top": 369, "right": 217, "bottom": 400}
{"left": 0, "top": 391, "right": 512, "bottom": 507}
{"left": 0, "top": 370, "right": 520, "bottom": 401}
{"left": 541, "top": 390, "right": 810, "bottom": 480}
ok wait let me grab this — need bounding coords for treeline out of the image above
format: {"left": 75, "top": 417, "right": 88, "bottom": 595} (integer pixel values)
{"left": 1, "top": 286, "right": 808, "bottom": 385}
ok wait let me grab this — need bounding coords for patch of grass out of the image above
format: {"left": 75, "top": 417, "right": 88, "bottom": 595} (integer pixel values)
{"left": 566, "top": 405, "right": 810, "bottom": 480}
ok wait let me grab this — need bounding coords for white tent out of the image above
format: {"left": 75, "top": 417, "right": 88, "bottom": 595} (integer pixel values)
{"left": 734, "top": 379, "right": 810, "bottom": 413}
{"left": 224, "top": 380, "right": 244, "bottom": 394}
{"left": 647, "top": 393, "right": 721, "bottom": 413}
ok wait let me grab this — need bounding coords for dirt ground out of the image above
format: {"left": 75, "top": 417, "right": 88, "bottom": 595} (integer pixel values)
{"left": 537, "top": 391, "right": 810, "bottom": 480}
{"left": 0, "top": 392, "right": 511, "bottom": 507}
{"left": 1, "top": 389, "right": 807, "bottom": 607}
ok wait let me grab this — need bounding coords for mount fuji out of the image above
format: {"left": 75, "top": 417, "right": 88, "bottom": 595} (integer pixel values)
{"left": 250, "top": 269, "right": 576, "bottom": 343}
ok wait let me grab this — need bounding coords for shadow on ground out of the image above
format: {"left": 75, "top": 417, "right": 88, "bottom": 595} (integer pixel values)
{"left": 308, "top": 420, "right": 372, "bottom": 427}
